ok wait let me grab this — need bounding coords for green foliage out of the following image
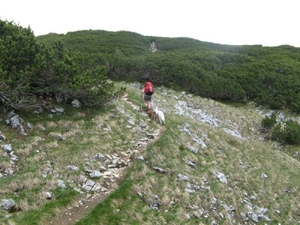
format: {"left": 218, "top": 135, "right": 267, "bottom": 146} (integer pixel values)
{"left": 38, "top": 30, "right": 151, "bottom": 56}
{"left": 0, "top": 20, "right": 39, "bottom": 110}
{"left": 37, "top": 29, "right": 300, "bottom": 113}
{"left": 272, "top": 120, "right": 300, "bottom": 145}
{"left": 179, "top": 144, "right": 185, "bottom": 151}
{"left": 14, "top": 188, "right": 78, "bottom": 225}
{"left": 261, "top": 113, "right": 300, "bottom": 146}
{"left": 70, "top": 66, "right": 121, "bottom": 106}
{"left": 0, "top": 19, "right": 119, "bottom": 111}
{"left": 0, "top": 20, "right": 38, "bottom": 83}
{"left": 261, "top": 112, "right": 277, "bottom": 129}
{"left": 75, "top": 180, "right": 135, "bottom": 225}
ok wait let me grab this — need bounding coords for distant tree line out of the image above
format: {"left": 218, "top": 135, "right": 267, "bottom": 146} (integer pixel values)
{"left": 38, "top": 30, "right": 300, "bottom": 113}
{"left": 3, "top": 19, "right": 300, "bottom": 115}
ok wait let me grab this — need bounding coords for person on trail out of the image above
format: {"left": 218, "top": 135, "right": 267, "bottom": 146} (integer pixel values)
{"left": 141, "top": 77, "right": 154, "bottom": 111}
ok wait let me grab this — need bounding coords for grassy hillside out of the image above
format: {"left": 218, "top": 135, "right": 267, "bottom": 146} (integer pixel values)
{"left": 1, "top": 82, "right": 300, "bottom": 224}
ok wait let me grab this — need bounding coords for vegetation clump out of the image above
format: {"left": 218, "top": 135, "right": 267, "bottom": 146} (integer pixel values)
{"left": 0, "top": 20, "right": 121, "bottom": 111}
{"left": 261, "top": 112, "right": 300, "bottom": 145}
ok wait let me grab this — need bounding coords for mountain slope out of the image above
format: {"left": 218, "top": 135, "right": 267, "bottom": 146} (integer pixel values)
{"left": 1, "top": 82, "right": 300, "bottom": 224}
{"left": 63, "top": 83, "right": 300, "bottom": 224}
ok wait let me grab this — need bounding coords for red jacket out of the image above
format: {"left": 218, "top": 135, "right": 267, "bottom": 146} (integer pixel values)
{"left": 143, "top": 81, "right": 153, "bottom": 94}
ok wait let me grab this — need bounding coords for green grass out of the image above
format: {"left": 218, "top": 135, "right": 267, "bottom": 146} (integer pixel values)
{"left": 13, "top": 188, "right": 79, "bottom": 225}
{"left": 75, "top": 84, "right": 298, "bottom": 224}
{"left": 2, "top": 82, "right": 300, "bottom": 224}
{"left": 74, "top": 180, "right": 136, "bottom": 225}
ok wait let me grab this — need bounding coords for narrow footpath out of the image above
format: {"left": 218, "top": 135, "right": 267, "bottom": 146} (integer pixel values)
{"left": 46, "top": 94, "right": 165, "bottom": 225}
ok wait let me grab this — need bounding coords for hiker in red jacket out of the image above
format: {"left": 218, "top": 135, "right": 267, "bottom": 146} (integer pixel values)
{"left": 141, "top": 78, "right": 154, "bottom": 111}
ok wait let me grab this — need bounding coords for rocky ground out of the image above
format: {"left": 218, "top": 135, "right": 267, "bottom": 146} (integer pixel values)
{"left": 46, "top": 93, "right": 166, "bottom": 225}
{"left": 2, "top": 82, "right": 300, "bottom": 224}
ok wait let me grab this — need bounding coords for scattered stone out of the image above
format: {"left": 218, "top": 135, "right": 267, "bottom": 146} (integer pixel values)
{"left": 136, "top": 156, "right": 144, "bottom": 161}
{"left": 178, "top": 174, "right": 189, "bottom": 181}
{"left": 2, "top": 144, "right": 12, "bottom": 153}
{"left": 4, "top": 168, "right": 14, "bottom": 175}
{"left": 27, "top": 122, "right": 33, "bottom": 130}
{"left": 66, "top": 165, "right": 79, "bottom": 171}
{"left": 57, "top": 179, "right": 67, "bottom": 189}
{"left": 213, "top": 171, "right": 227, "bottom": 184}
{"left": 1, "top": 199, "right": 16, "bottom": 212}
{"left": 72, "top": 99, "right": 81, "bottom": 108}
{"left": 51, "top": 107, "right": 64, "bottom": 114}
{"left": 153, "top": 166, "right": 166, "bottom": 173}
{"left": 183, "top": 159, "right": 197, "bottom": 169}
{"left": 38, "top": 125, "right": 46, "bottom": 131}
{"left": 89, "top": 170, "right": 102, "bottom": 178}
{"left": 0, "top": 134, "right": 6, "bottom": 141}
{"left": 44, "top": 192, "right": 52, "bottom": 200}
{"left": 185, "top": 145, "right": 199, "bottom": 154}
{"left": 55, "top": 134, "right": 65, "bottom": 141}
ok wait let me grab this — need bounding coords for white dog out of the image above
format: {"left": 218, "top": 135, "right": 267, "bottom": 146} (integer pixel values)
{"left": 154, "top": 107, "right": 165, "bottom": 125}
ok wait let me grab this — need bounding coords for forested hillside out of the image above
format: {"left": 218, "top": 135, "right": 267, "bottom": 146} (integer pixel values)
{"left": 37, "top": 30, "right": 300, "bottom": 113}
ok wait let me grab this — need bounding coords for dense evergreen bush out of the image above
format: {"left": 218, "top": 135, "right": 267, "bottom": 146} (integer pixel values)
{"left": 272, "top": 120, "right": 300, "bottom": 145}
{"left": 261, "top": 112, "right": 277, "bottom": 129}
{"left": 0, "top": 20, "right": 120, "bottom": 110}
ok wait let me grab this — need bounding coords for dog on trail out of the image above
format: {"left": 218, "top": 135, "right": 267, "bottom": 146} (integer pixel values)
{"left": 146, "top": 108, "right": 157, "bottom": 121}
{"left": 154, "top": 107, "right": 165, "bottom": 125}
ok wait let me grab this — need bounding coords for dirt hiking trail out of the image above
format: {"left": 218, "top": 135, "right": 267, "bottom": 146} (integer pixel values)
{"left": 46, "top": 94, "right": 166, "bottom": 225}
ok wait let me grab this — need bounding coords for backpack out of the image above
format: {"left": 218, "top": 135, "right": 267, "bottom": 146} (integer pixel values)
{"left": 145, "top": 82, "right": 154, "bottom": 95}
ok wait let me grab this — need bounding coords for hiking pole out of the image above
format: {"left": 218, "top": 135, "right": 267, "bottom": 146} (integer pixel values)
{"left": 140, "top": 94, "right": 143, "bottom": 113}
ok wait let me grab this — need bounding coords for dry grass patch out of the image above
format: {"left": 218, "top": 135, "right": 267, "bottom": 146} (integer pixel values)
{"left": 44, "top": 179, "right": 58, "bottom": 190}
{"left": 93, "top": 114, "right": 111, "bottom": 123}
{"left": 132, "top": 184, "right": 143, "bottom": 194}
{"left": 174, "top": 187, "right": 183, "bottom": 198}
{"left": 111, "top": 198, "right": 124, "bottom": 212}
{"left": 0, "top": 161, "right": 12, "bottom": 171}
{"left": 7, "top": 181, "right": 25, "bottom": 193}
{"left": 43, "top": 140, "right": 59, "bottom": 150}
{"left": 147, "top": 176, "right": 158, "bottom": 190}
{"left": 46, "top": 121, "right": 58, "bottom": 129}
{"left": 57, "top": 120, "right": 72, "bottom": 128}
{"left": 182, "top": 192, "right": 190, "bottom": 202}
{"left": 29, "top": 136, "right": 45, "bottom": 144}
{"left": 75, "top": 112, "right": 86, "bottom": 118}
{"left": 48, "top": 131, "right": 65, "bottom": 139}
{"left": 109, "top": 119, "right": 123, "bottom": 130}
{"left": 162, "top": 184, "right": 175, "bottom": 198}
{"left": 132, "top": 163, "right": 149, "bottom": 180}
{"left": 129, "top": 210, "right": 144, "bottom": 224}
{"left": 74, "top": 119, "right": 86, "bottom": 127}
{"left": 15, "top": 144, "right": 32, "bottom": 157}
{"left": 24, "top": 177, "right": 43, "bottom": 189}
{"left": 161, "top": 194, "right": 170, "bottom": 206}
{"left": 18, "top": 199, "right": 30, "bottom": 212}
{"left": 150, "top": 151, "right": 167, "bottom": 166}
{"left": 63, "top": 129, "right": 84, "bottom": 139}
